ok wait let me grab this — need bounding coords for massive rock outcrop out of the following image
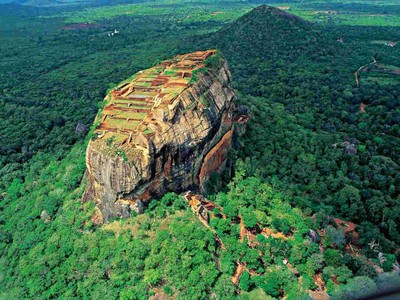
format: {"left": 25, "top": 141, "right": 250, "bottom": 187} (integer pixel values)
{"left": 83, "top": 50, "right": 235, "bottom": 223}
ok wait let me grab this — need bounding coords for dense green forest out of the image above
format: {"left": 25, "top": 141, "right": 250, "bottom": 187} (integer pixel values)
{"left": 183, "top": 5, "right": 400, "bottom": 249}
{"left": 1, "top": 1, "right": 400, "bottom": 299}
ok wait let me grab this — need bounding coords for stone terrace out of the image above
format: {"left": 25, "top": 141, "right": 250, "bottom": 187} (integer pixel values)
{"left": 94, "top": 50, "right": 216, "bottom": 147}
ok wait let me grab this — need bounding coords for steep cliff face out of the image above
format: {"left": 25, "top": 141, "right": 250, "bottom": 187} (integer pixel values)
{"left": 83, "top": 50, "right": 235, "bottom": 223}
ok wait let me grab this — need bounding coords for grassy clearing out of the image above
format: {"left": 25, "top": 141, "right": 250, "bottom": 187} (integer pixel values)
{"left": 49, "top": 1, "right": 254, "bottom": 25}
{"left": 269, "top": 2, "right": 400, "bottom": 26}
{"left": 41, "top": 0, "right": 400, "bottom": 27}
{"left": 336, "top": 14, "right": 400, "bottom": 26}
{"left": 380, "top": 64, "right": 400, "bottom": 71}
{"left": 362, "top": 73, "right": 400, "bottom": 85}
{"left": 277, "top": 9, "right": 400, "bottom": 26}
{"left": 371, "top": 40, "right": 397, "bottom": 45}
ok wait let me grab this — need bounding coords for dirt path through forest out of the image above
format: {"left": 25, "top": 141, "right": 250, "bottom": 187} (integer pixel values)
{"left": 354, "top": 56, "right": 377, "bottom": 86}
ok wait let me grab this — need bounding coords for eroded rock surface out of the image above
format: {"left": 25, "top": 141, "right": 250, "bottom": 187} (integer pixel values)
{"left": 83, "top": 50, "right": 235, "bottom": 223}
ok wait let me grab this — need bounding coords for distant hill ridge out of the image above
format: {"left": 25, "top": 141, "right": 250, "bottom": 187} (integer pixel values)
{"left": 207, "top": 4, "right": 318, "bottom": 62}
{"left": 182, "top": 4, "right": 336, "bottom": 99}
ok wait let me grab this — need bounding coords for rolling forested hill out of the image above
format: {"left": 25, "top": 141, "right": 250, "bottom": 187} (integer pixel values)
{"left": 183, "top": 4, "right": 400, "bottom": 249}
{"left": 0, "top": 2, "right": 399, "bottom": 300}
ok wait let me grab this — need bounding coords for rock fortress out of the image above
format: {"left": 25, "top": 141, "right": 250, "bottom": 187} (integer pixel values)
{"left": 83, "top": 50, "right": 246, "bottom": 224}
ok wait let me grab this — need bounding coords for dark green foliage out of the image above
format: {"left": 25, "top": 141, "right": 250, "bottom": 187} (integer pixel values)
{"left": 182, "top": 3, "right": 400, "bottom": 250}
{"left": 324, "top": 249, "right": 343, "bottom": 268}
{"left": 271, "top": 218, "right": 291, "bottom": 235}
{"left": 0, "top": 2, "right": 218, "bottom": 188}
{"left": 212, "top": 274, "right": 236, "bottom": 299}
{"left": 239, "top": 271, "right": 251, "bottom": 291}
{"left": 1, "top": 2, "right": 399, "bottom": 299}
{"left": 0, "top": 149, "right": 222, "bottom": 299}
{"left": 331, "top": 276, "right": 377, "bottom": 299}
{"left": 343, "top": 254, "right": 377, "bottom": 278}
{"left": 325, "top": 226, "right": 346, "bottom": 248}
{"left": 322, "top": 266, "right": 352, "bottom": 284}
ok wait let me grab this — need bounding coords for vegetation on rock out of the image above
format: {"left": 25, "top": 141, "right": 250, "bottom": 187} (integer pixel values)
{"left": 1, "top": 1, "right": 400, "bottom": 299}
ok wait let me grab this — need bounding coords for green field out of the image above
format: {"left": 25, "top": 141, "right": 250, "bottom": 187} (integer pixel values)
{"left": 44, "top": 1, "right": 254, "bottom": 27}
{"left": 40, "top": 0, "right": 400, "bottom": 27}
